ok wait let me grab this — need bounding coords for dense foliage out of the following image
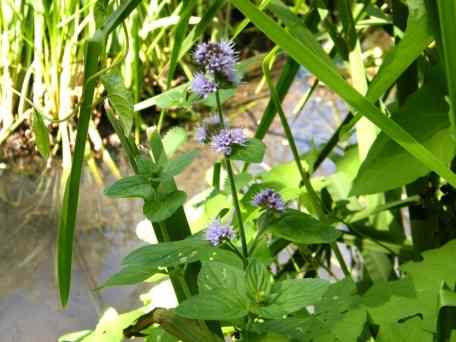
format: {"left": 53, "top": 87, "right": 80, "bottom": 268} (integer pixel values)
{"left": 5, "top": 0, "right": 455, "bottom": 341}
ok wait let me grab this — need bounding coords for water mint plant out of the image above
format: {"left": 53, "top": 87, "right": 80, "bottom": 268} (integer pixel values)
{"left": 54, "top": 2, "right": 456, "bottom": 341}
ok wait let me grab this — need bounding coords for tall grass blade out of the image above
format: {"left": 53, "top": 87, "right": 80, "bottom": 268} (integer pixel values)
{"left": 57, "top": 0, "right": 143, "bottom": 307}
{"left": 436, "top": 0, "right": 456, "bottom": 139}
{"left": 230, "top": 0, "right": 456, "bottom": 187}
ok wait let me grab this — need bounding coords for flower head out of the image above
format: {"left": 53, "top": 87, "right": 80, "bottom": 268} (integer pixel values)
{"left": 193, "top": 40, "right": 238, "bottom": 83}
{"left": 194, "top": 114, "right": 224, "bottom": 144}
{"left": 191, "top": 72, "right": 217, "bottom": 98}
{"left": 211, "top": 128, "right": 247, "bottom": 155}
{"left": 206, "top": 219, "right": 236, "bottom": 246}
{"left": 252, "top": 189, "right": 286, "bottom": 211}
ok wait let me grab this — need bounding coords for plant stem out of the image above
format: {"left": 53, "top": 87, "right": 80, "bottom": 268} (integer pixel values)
{"left": 263, "top": 49, "right": 352, "bottom": 279}
{"left": 215, "top": 90, "right": 248, "bottom": 259}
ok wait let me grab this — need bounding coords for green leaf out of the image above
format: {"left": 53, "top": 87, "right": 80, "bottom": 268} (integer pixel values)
{"left": 436, "top": 0, "right": 456, "bottom": 139}
{"left": 246, "top": 259, "right": 273, "bottom": 302}
{"left": 176, "top": 289, "right": 249, "bottom": 321}
{"left": 99, "top": 264, "right": 157, "bottom": 288}
{"left": 198, "top": 261, "right": 245, "bottom": 293}
{"left": 143, "top": 191, "right": 187, "bottom": 222}
{"left": 32, "top": 111, "right": 50, "bottom": 159}
{"left": 230, "top": 0, "right": 456, "bottom": 188}
{"left": 161, "top": 150, "right": 199, "bottom": 178}
{"left": 101, "top": 70, "right": 134, "bottom": 134}
{"left": 351, "top": 86, "right": 453, "bottom": 195}
{"left": 437, "top": 284, "right": 456, "bottom": 342}
{"left": 262, "top": 210, "right": 341, "bottom": 244}
{"left": 123, "top": 239, "right": 243, "bottom": 269}
{"left": 376, "top": 317, "right": 433, "bottom": 342}
{"left": 163, "top": 127, "right": 188, "bottom": 157}
{"left": 255, "top": 279, "right": 329, "bottom": 319}
{"left": 231, "top": 138, "right": 266, "bottom": 163}
{"left": 104, "top": 175, "right": 155, "bottom": 199}
{"left": 365, "top": 240, "right": 456, "bottom": 332}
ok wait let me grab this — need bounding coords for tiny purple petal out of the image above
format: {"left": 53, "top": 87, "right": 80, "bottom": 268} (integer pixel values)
{"left": 206, "top": 219, "right": 236, "bottom": 246}
{"left": 210, "top": 128, "right": 247, "bottom": 156}
{"left": 195, "top": 126, "right": 208, "bottom": 143}
{"left": 191, "top": 73, "right": 217, "bottom": 98}
{"left": 252, "top": 189, "right": 286, "bottom": 211}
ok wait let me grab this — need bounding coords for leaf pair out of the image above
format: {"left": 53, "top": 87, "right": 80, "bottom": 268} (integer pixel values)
{"left": 176, "top": 260, "right": 329, "bottom": 321}
{"left": 104, "top": 149, "right": 198, "bottom": 222}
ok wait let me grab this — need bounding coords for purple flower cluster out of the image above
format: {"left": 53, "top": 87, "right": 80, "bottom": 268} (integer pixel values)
{"left": 210, "top": 128, "right": 247, "bottom": 155}
{"left": 191, "top": 72, "right": 217, "bottom": 98}
{"left": 194, "top": 114, "right": 222, "bottom": 143}
{"left": 206, "top": 219, "right": 236, "bottom": 246}
{"left": 190, "top": 40, "right": 239, "bottom": 98}
{"left": 193, "top": 40, "right": 238, "bottom": 83}
{"left": 252, "top": 189, "right": 286, "bottom": 211}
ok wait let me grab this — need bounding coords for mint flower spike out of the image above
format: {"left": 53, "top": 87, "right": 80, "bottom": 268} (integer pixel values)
{"left": 210, "top": 128, "right": 247, "bottom": 156}
{"left": 252, "top": 189, "right": 286, "bottom": 211}
{"left": 191, "top": 72, "right": 217, "bottom": 98}
{"left": 193, "top": 40, "right": 238, "bottom": 84}
{"left": 206, "top": 219, "right": 236, "bottom": 246}
{"left": 194, "top": 114, "right": 224, "bottom": 144}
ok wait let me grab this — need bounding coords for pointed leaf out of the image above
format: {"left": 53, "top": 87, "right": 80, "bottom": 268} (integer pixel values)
{"left": 231, "top": 138, "right": 266, "bottom": 163}
{"left": 104, "top": 175, "right": 155, "bottom": 199}
{"left": 143, "top": 191, "right": 187, "bottom": 222}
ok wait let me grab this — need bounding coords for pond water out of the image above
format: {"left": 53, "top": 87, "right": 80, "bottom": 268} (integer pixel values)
{"left": 0, "top": 68, "right": 348, "bottom": 341}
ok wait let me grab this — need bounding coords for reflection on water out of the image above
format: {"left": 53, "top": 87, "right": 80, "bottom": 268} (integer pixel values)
{"left": 0, "top": 67, "right": 349, "bottom": 341}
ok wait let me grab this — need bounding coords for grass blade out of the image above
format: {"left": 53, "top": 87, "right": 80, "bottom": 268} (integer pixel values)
{"left": 231, "top": 0, "right": 456, "bottom": 187}
{"left": 57, "top": 36, "right": 104, "bottom": 307}
{"left": 436, "top": 0, "right": 456, "bottom": 138}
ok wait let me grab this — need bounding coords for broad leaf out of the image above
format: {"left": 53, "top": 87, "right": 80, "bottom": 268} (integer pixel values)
{"left": 198, "top": 261, "right": 245, "bottom": 293}
{"left": 176, "top": 289, "right": 249, "bottom": 320}
{"left": 104, "top": 175, "right": 155, "bottom": 199}
{"left": 231, "top": 138, "right": 266, "bottom": 163}
{"left": 255, "top": 279, "right": 329, "bottom": 319}
{"left": 246, "top": 260, "right": 273, "bottom": 303}
{"left": 162, "top": 150, "right": 199, "bottom": 178}
{"left": 261, "top": 210, "right": 341, "bottom": 244}
{"left": 99, "top": 264, "right": 158, "bottom": 288}
{"left": 123, "top": 239, "right": 243, "bottom": 269}
{"left": 143, "top": 191, "right": 187, "bottom": 222}
{"left": 163, "top": 127, "right": 188, "bottom": 157}
{"left": 101, "top": 71, "right": 134, "bottom": 134}
{"left": 351, "top": 86, "right": 454, "bottom": 195}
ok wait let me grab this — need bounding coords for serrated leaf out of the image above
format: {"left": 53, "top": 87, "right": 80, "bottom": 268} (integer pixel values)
{"left": 104, "top": 175, "right": 155, "bottom": 199}
{"left": 246, "top": 259, "right": 273, "bottom": 302}
{"left": 161, "top": 150, "right": 199, "bottom": 178}
{"left": 351, "top": 86, "right": 453, "bottom": 195}
{"left": 261, "top": 210, "right": 341, "bottom": 244}
{"left": 101, "top": 71, "right": 134, "bottom": 134}
{"left": 32, "top": 111, "right": 50, "bottom": 159}
{"left": 163, "top": 127, "right": 188, "bottom": 157}
{"left": 143, "top": 191, "right": 187, "bottom": 222}
{"left": 198, "top": 261, "right": 245, "bottom": 293}
{"left": 176, "top": 289, "right": 249, "bottom": 320}
{"left": 231, "top": 138, "right": 266, "bottom": 163}
{"left": 255, "top": 279, "right": 329, "bottom": 319}
{"left": 122, "top": 238, "right": 243, "bottom": 269}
